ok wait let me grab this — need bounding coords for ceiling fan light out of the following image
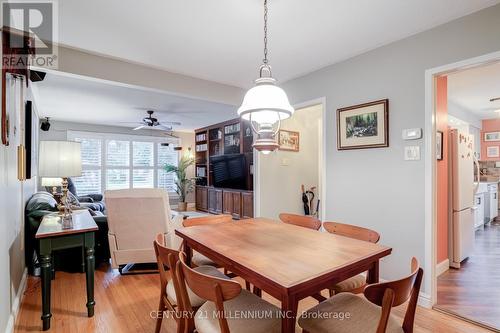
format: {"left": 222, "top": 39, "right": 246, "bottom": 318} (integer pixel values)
{"left": 238, "top": 78, "right": 294, "bottom": 125}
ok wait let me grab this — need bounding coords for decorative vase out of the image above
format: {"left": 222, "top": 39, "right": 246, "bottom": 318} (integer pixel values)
{"left": 177, "top": 201, "right": 188, "bottom": 212}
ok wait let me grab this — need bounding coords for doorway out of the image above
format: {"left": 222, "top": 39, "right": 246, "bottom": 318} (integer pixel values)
{"left": 427, "top": 54, "right": 500, "bottom": 331}
{"left": 255, "top": 100, "right": 326, "bottom": 220}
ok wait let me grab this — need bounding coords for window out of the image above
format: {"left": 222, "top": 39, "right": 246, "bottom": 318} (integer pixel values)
{"left": 68, "top": 131, "right": 180, "bottom": 195}
{"left": 72, "top": 138, "right": 102, "bottom": 195}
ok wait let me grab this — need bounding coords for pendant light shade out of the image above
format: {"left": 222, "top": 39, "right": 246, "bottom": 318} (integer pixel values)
{"left": 238, "top": 77, "right": 294, "bottom": 125}
{"left": 238, "top": 0, "right": 292, "bottom": 154}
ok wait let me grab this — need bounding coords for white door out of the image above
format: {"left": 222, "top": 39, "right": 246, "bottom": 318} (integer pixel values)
{"left": 490, "top": 187, "right": 498, "bottom": 219}
{"left": 453, "top": 208, "right": 474, "bottom": 263}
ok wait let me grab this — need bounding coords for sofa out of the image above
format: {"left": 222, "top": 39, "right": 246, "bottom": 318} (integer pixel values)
{"left": 25, "top": 191, "right": 110, "bottom": 276}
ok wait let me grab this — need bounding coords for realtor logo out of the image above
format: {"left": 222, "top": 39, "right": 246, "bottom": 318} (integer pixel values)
{"left": 2, "top": 0, "right": 58, "bottom": 68}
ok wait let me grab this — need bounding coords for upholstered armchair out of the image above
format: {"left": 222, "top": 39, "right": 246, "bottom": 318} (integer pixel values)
{"left": 105, "top": 188, "right": 182, "bottom": 273}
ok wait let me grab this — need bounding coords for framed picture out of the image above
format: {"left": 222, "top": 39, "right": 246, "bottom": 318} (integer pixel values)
{"left": 25, "top": 101, "right": 38, "bottom": 179}
{"left": 436, "top": 131, "right": 443, "bottom": 160}
{"left": 278, "top": 130, "right": 299, "bottom": 151}
{"left": 487, "top": 146, "right": 500, "bottom": 158}
{"left": 484, "top": 132, "right": 500, "bottom": 142}
{"left": 337, "top": 99, "right": 389, "bottom": 150}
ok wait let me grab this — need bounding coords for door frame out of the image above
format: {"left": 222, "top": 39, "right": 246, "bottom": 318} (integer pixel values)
{"left": 424, "top": 51, "right": 500, "bottom": 307}
{"left": 254, "top": 97, "right": 327, "bottom": 220}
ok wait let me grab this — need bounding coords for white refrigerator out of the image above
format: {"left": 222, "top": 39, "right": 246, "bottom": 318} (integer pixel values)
{"left": 449, "top": 129, "right": 476, "bottom": 268}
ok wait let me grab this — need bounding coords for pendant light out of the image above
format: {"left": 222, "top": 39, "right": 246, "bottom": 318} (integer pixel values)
{"left": 237, "top": 0, "right": 294, "bottom": 154}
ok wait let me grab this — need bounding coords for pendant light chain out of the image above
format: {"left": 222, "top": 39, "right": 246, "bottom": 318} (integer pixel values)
{"left": 263, "top": 0, "right": 268, "bottom": 65}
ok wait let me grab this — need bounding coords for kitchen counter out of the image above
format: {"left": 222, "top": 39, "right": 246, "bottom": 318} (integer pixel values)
{"left": 475, "top": 181, "right": 498, "bottom": 194}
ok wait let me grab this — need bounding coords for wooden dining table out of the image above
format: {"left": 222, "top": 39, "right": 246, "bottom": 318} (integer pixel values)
{"left": 175, "top": 218, "right": 392, "bottom": 333}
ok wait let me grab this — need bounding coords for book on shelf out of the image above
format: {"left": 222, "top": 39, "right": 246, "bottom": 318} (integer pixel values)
{"left": 195, "top": 143, "right": 208, "bottom": 152}
{"left": 196, "top": 166, "right": 206, "bottom": 177}
{"left": 224, "top": 123, "right": 240, "bottom": 134}
{"left": 196, "top": 133, "right": 207, "bottom": 142}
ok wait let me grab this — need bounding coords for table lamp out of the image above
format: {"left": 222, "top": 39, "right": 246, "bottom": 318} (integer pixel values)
{"left": 41, "top": 177, "right": 63, "bottom": 201}
{"left": 39, "top": 141, "right": 82, "bottom": 223}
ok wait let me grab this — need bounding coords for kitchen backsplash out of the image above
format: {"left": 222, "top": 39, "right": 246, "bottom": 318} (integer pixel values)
{"left": 479, "top": 161, "right": 500, "bottom": 177}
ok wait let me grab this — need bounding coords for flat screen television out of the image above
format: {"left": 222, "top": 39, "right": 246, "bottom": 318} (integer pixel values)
{"left": 210, "top": 154, "right": 247, "bottom": 190}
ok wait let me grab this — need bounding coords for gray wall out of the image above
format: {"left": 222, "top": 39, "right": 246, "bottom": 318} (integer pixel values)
{"left": 0, "top": 84, "right": 39, "bottom": 333}
{"left": 281, "top": 4, "right": 500, "bottom": 292}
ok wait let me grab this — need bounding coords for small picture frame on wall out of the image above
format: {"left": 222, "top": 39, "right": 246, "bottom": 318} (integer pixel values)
{"left": 436, "top": 131, "right": 443, "bottom": 160}
{"left": 487, "top": 146, "right": 500, "bottom": 158}
{"left": 484, "top": 132, "right": 500, "bottom": 142}
{"left": 278, "top": 130, "right": 299, "bottom": 152}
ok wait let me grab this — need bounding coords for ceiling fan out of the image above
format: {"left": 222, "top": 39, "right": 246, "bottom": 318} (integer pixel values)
{"left": 129, "top": 110, "right": 181, "bottom": 131}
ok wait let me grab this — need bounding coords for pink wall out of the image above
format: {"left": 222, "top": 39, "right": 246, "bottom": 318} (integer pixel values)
{"left": 436, "top": 76, "right": 449, "bottom": 264}
{"left": 481, "top": 118, "right": 500, "bottom": 161}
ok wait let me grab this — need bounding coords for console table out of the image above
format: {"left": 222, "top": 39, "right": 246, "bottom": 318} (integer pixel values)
{"left": 35, "top": 210, "right": 98, "bottom": 330}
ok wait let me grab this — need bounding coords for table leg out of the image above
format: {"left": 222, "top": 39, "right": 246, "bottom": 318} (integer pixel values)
{"left": 183, "top": 241, "right": 192, "bottom": 266}
{"left": 281, "top": 295, "right": 298, "bottom": 333}
{"left": 39, "top": 246, "right": 52, "bottom": 331}
{"left": 84, "top": 232, "right": 96, "bottom": 317}
{"left": 367, "top": 260, "right": 380, "bottom": 284}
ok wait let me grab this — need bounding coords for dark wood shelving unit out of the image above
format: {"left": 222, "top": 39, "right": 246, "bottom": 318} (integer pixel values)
{"left": 194, "top": 118, "right": 254, "bottom": 219}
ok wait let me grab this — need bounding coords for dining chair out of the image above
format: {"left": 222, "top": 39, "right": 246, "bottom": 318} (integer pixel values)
{"left": 298, "top": 257, "right": 423, "bottom": 333}
{"left": 182, "top": 214, "right": 233, "bottom": 267}
{"left": 153, "top": 234, "right": 229, "bottom": 333}
{"left": 279, "top": 213, "right": 322, "bottom": 230}
{"left": 176, "top": 251, "right": 282, "bottom": 333}
{"left": 323, "top": 221, "right": 380, "bottom": 296}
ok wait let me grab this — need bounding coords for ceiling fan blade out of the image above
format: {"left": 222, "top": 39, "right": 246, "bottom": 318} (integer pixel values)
{"left": 133, "top": 125, "right": 146, "bottom": 130}
{"left": 159, "top": 121, "right": 182, "bottom": 126}
{"left": 156, "top": 124, "right": 173, "bottom": 131}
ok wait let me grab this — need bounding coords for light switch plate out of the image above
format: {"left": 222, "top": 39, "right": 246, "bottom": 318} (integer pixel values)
{"left": 404, "top": 146, "right": 421, "bottom": 161}
{"left": 281, "top": 158, "right": 290, "bottom": 166}
{"left": 402, "top": 128, "right": 422, "bottom": 140}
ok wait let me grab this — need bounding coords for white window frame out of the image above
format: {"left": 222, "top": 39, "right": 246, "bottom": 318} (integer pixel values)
{"left": 67, "top": 130, "right": 180, "bottom": 197}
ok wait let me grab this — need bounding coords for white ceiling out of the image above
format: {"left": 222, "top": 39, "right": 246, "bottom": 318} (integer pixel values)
{"left": 448, "top": 61, "right": 500, "bottom": 119}
{"left": 32, "top": 73, "right": 236, "bottom": 131}
{"left": 58, "top": 0, "right": 500, "bottom": 88}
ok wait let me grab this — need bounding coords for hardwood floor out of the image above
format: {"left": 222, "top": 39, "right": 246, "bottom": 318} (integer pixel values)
{"left": 436, "top": 221, "right": 500, "bottom": 331}
{"left": 15, "top": 263, "right": 493, "bottom": 333}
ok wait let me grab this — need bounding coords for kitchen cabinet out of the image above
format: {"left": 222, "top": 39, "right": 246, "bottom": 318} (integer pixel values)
{"left": 489, "top": 184, "right": 498, "bottom": 221}
{"left": 473, "top": 193, "right": 485, "bottom": 228}
{"left": 241, "top": 191, "right": 254, "bottom": 219}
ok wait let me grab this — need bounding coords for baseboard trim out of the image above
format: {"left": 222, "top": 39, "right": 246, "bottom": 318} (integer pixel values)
{"left": 418, "top": 292, "right": 432, "bottom": 308}
{"left": 5, "top": 268, "right": 28, "bottom": 333}
{"left": 436, "top": 259, "right": 450, "bottom": 277}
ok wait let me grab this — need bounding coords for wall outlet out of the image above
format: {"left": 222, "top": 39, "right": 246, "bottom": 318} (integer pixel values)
{"left": 404, "top": 146, "right": 420, "bottom": 161}
{"left": 281, "top": 158, "right": 290, "bottom": 166}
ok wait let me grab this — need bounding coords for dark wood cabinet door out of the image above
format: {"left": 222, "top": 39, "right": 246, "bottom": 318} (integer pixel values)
{"left": 223, "top": 191, "right": 233, "bottom": 215}
{"left": 196, "top": 186, "right": 208, "bottom": 211}
{"left": 231, "top": 192, "right": 242, "bottom": 219}
{"left": 208, "top": 188, "right": 223, "bottom": 214}
{"left": 241, "top": 191, "right": 254, "bottom": 219}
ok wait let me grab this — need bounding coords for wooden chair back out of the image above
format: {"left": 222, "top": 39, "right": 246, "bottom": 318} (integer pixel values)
{"left": 182, "top": 214, "right": 233, "bottom": 227}
{"left": 153, "top": 234, "right": 185, "bottom": 332}
{"left": 279, "top": 213, "right": 321, "bottom": 230}
{"left": 177, "top": 251, "right": 242, "bottom": 333}
{"left": 323, "top": 221, "right": 380, "bottom": 243}
{"left": 363, "top": 257, "right": 424, "bottom": 333}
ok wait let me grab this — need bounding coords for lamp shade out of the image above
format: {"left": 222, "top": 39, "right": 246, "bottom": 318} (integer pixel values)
{"left": 237, "top": 79, "right": 294, "bottom": 124}
{"left": 41, "top": 177, "right": 63, "bottom": 187}
{"left": 39, "top": 141, "right": 82, "bottom": 178}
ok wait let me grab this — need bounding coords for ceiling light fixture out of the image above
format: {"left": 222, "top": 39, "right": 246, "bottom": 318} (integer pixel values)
{"left": 237, "top": 0, "right": 294, "bottom": 154}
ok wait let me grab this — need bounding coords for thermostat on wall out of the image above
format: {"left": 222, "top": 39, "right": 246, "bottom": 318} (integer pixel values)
{"left": 402, "top": 128, "right": 422, "bottom": 140}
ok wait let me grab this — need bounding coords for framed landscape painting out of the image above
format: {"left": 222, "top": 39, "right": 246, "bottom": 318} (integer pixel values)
{"left": 337, "top": 99, "right": 389, "bottom": 150}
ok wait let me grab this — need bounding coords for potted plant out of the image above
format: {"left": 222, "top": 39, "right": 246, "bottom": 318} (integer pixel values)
{"left": 164, "top": 155, "right": 196, "bottom": 211}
